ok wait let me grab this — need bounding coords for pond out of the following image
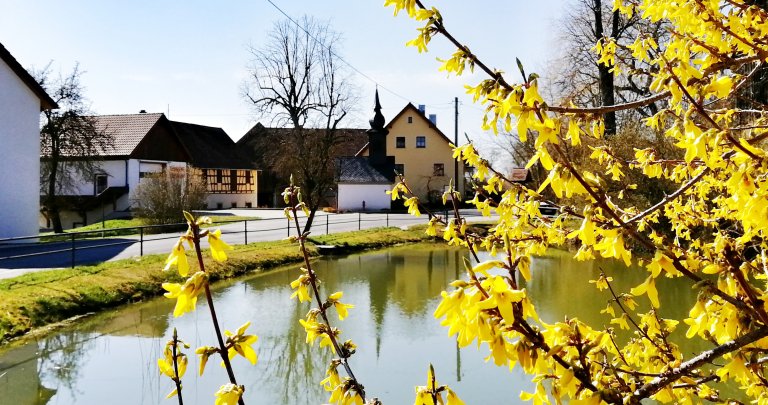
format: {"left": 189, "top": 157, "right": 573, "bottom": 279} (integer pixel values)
{"left": 0, "top": 244, "right": 718, "bottom": 404}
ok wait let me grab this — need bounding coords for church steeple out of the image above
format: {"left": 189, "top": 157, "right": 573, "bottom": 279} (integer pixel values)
{"left": 366, "top": 90, "right": 390, "bottom": 172}
{"left": 370, "top": 89, "right": 385, "bottom": 130}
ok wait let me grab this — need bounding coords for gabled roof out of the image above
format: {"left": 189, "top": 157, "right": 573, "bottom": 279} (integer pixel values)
{"left": 337, "top": 157, "right": 392, "bottom": 184}
{"left": 91, "top": 113, "right": 165, "bottom": 156}
{"left": 0, "top": 42, "right": 58, "bottom": 110}
{"left": 356, "top": 103, "right": 454, "bottom": 156}
{"left": 170, "top": 120, "right": 254, "bottom": 169}
{"left": 237, "top": 123, "right": 369, "bottom": 169}
{"left": 86, "top": 113, "right": 255, "bottom": 169}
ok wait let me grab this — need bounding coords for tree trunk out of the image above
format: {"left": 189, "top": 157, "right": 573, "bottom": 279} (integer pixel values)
{"left": 45, "top": 156, "right": 65, "bottom": 233}
{"left": 594, "top": 0, "right": 617, "bottom": 136}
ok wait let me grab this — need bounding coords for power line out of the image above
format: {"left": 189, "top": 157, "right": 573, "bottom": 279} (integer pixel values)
{"left": 263, "top": 0, "right": 415, "bottom": 104}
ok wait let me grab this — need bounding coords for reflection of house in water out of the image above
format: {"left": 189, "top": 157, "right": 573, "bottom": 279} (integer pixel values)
{"left": 0, "top": 301, "right": 170, "bottom": 405}
{"left": 360, "top": 247, "right": 464, "bottom": 354}
{"left": 314, "top": 246, "right": 464, "bottom": 356}
{"left": 0, "top": 343, "right": 56, "bottom": 404}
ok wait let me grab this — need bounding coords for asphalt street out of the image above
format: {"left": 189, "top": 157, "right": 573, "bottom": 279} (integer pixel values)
{"left": 0, "top": 209, "right": 489, "bottom": 279}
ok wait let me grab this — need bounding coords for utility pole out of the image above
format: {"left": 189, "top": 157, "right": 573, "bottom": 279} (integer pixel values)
{"left": 454, "top": 97, "right": 459, "bottom": 195}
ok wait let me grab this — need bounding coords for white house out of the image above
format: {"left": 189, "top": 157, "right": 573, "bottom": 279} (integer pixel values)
{"left": 0, "top": 42, "right": 58, "bottom": 239}
{"left": 42, "top": 113, "right": 259, "bottom": 229}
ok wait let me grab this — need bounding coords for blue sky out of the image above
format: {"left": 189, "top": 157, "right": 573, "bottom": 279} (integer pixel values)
{"left": 0, "top": 0, "right": 569, "bottom": 146}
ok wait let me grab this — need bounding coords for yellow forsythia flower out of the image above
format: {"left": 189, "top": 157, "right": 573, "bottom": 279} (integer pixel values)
{"left": 164, "top": 238, "right": 190, "bottom": 276}
{"left": 195, "top": 346, "right": 218, "bottom": 376}
{"left": 224, "top": 321, "right": 259, "bottom": 365}
{"left": 327, "top": 291, "right": 355, "bottom": 320}
{"left": 162, "top": 271, "right": 208, "bottom": 317}
{"left": 290, "top": 273, "right": 312, "bottom": 303}
{"left": 208, "top": 228, "right": 233, "bottom": 262}
{"left": 321, "top": 359, "right": 342, "bottom": 392}
{"left": 214, "top": 383, "right": 244, "bottom": 405}
{"left": 404, "top": 197, "right": 421, "bottom": 216}
{"left": 157, "top": 333, "right": 189, "bottom": 398}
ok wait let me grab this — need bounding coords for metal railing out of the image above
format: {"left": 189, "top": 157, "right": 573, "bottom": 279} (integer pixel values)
{"left": 0, "top": 210, "right": 476, "bottom": 269}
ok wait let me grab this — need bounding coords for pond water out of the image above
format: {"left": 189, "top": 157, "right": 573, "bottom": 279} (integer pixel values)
{"left": 0, "top": 244, "right": 719, "bottom": 404}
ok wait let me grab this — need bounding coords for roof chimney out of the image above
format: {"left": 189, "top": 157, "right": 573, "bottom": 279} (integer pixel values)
{"left": 418, "top": 104, "right": 425, "bottom": 114}
{"left": 139, "top": 109, "right": 147, "bottom": 114}
{"left": 429, "top": 114, "right": 437, "bottom": 125}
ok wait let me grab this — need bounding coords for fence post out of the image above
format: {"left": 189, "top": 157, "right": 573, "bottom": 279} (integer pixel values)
{"left": 326, "top": 214, "right": 329, "bottom": 235}
{"left": 358, "top": 212, "right": 361, "bottom": 230}
{"left": 386, "top": 212, "right": 389, "bottom": 228}
{"left": 140, "top": 227, "right": 144, "bottom": 257}
{"left": 71, "top": 233, "right": 76, "bottom": 268}
{"left": 244, "top": 220, "right": 248, "bottom": 245}
{"left": 287, "top": 218, "right": 290, "bottom": 237}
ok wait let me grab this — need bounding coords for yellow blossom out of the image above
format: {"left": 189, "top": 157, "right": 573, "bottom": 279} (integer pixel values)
{"left": 327, "top": 291, "right": 355, "bottom": 320}
{"left": 208, "top": 228, "right": 233, "bottom": 262}
{"left": 290, "top": 272, "right": 312, "bottom": 302}
{"left": 224, "top": 321, "right": 259, "bottom": 365}
{"left": 162, "top": 271, "right": 208, "bottom": 317}
{"left": 404, "top": 196, "right": 421, "bottom": 216}
{"left": 195, "top": 345, "right": 218, "bottom": 376}
{"left": 164, "top": 238, "right": 190, "bottom": 277}
{"left": 214, "top": 383, "right": 244, "bottom": 405}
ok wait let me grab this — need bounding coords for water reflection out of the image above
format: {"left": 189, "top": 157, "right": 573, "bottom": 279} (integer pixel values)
{"left": 0, "top": 245, "right": 717, "bottom": 404}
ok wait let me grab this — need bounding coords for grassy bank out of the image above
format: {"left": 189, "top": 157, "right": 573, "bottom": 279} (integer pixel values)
{"left": 0, "top": 226, "right": 433, "bottom": 344}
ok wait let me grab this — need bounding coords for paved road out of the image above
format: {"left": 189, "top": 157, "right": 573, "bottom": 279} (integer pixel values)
{"left": 0, "top": 209, "right": 489, "bottom": 279}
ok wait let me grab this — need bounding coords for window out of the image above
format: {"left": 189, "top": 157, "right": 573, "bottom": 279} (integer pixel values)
{"left": 433, "top": 163, "right": 445, "bottom": 176}
{"left": 230, "top": 170, "right": 237, "bottom": 191}
{"left": 407, "top": 116, "right": 413, "bottom": 124}
{"left": 216, "top": 169, "right": 223, "bottom": 183}
{"left": 396, "top": 136, "right": 405, "bottom": 148}
{"left": 95, "top": 174, "right": 108, "bottom": 195}
{"left": 416, "top": 136, "right": 426, "bottom": 148}
{"left": 394, "top": 164, "right": 405, "bottom": 176}
{"left": 245, "top": 170, "right": 251, "bottom": 184}
{"left": 231, "top": 202, "right": 237, "bottom": 208}
{"left": 216, "top": 202, "right": 223, "bottom": 209}
{"left": 245, "top": 202, "right": 253, "bottom": 208}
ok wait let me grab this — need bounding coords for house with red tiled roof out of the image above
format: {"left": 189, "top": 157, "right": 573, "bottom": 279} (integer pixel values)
{"left": 42, "top": 112, "right": 259, "bottom": 229}
{"left": 0, "top": 42, "right": 58, "bottom": 238}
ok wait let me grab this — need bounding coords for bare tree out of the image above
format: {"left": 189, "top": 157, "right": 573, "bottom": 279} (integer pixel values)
{"left": 244, "top": 16, "right": 358, "bottom": 233}
{"left": 37, "top": 64, "right": 114, "bottom": 233}
{"left": 552, "top": 0, "right": 669, "bottom": 132}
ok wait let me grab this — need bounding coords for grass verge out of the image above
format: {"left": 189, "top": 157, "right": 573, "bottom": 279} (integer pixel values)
{"left": 0, "top": 226, "right": 433, "bottom": 344}
{"left": 39, "top": 216, "right": 261, "bottom": 241}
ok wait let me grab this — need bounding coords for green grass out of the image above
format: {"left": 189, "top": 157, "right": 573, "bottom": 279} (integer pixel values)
{"left": 309, "top": 226, "right": 432, "bottom": 249}
{"left": 69, "top": 218, "right": 147, "bottom": 232}
{"left": 0, "top": 226, "right": 434, "bottom": 344}
{"left": 39, "top": 216, "right": 261, "bottom": 241}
